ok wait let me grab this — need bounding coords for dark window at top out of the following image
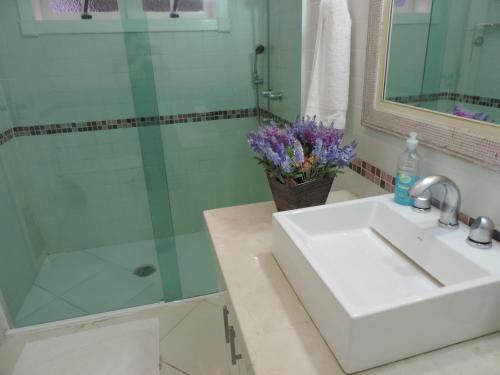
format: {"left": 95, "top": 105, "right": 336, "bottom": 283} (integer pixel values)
{"left": 49, "top": 0, "right": 118, "bottom": 13}
{"left": 142, "top": 0, "right": 171, "bottom": 12}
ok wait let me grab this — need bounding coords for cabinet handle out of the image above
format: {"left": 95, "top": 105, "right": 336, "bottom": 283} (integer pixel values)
{"left": 229, "top": 326, "right": 242, "bottom": 365}
{"left": 222, "top": 306, "right": 230, "bottom": 343}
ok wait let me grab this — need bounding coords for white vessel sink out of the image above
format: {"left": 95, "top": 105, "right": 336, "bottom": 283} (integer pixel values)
{"left": 272, "top": 195, "right": 500, "bottom": 373}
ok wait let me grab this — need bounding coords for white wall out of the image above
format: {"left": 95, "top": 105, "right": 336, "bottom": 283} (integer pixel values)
{"left": 303, "top": 1, "right": 500, "bottom": 225}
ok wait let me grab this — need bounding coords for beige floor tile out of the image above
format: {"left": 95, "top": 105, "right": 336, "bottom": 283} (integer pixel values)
{"left": 160, "top": 300, "right": 232, "bottom": 375}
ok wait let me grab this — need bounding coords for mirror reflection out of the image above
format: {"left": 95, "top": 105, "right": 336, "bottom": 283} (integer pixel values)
{"left": 385, "top": 0, "right": 500, "bottom": 125}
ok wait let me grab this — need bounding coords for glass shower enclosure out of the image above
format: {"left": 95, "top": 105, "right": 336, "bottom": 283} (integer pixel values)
{"left": 0, "top": 0, "right": 302, "bottom": 328}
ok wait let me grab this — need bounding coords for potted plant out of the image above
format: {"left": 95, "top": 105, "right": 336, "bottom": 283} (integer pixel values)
{"left": 247, "top": 117, "right": 357, "bottom": 211}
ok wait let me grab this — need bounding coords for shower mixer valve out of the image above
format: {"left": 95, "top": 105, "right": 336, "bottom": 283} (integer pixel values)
{"left": 262, "top": 90, "right": 283, "bottom": 101}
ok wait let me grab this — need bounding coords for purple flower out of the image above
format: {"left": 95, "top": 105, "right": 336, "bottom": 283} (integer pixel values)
{"left": 451, "top": 106, "right": 489, "bottom": 122}
{"left": 313, "top": 138, "right": 327, "bottom": 164}
{"left": 338, "top": 141, "right": 357, "bottom": 167}
{"left": 292, "top": 142, "right": 304, "bottom": 165}
{"left": 247, "top": 124, "right": 294, "bottom": 172}
{"left": 247, "top": 117, "right": 357, "bottom": 182}
{"left": 291, "top": 117, "right": 319, "bottom": 146}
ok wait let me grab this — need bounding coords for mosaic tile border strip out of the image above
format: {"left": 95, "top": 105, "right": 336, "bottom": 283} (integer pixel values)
{"left": 388, "top": 92, "right": 500, "bottom": 108}
{"left": 348, "top": 157, "right": 500, "bottom": 242}
{"left": 0, "top": 108, "right": 259, "bottom": 146}
{"left": 258, "top": 108, "right": 292, "bottom": 126}
{"left": 349, "top": 158, "right": 396, "bottom": 193}
{"left": 0, "top": 128, "right": 14, "bottom": 146}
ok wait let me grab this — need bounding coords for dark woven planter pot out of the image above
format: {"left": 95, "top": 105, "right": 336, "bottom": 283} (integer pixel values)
{"left": 267, "top": 174, "right": 334, "bottom": 211}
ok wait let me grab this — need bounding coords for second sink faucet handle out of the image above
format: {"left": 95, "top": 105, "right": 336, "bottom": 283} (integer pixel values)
{"left": 467, "top": 216, "right": 495, "bottom": 249}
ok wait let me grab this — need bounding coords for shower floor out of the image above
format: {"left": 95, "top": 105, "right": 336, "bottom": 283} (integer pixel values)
{"left": 14, "top": 231, "right": 218, "bottom": 328}
{"left": 14, "top": 240, "right": 162, "bottom": 327}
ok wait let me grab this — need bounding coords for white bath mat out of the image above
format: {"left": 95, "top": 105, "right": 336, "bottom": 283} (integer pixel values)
{"left": 12, "top": 318, "right": 159, "bottom": 375}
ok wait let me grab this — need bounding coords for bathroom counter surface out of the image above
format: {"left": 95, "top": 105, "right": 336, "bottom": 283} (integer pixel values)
{"left": 204, "top": 192, "right": 500, "bottom": 375}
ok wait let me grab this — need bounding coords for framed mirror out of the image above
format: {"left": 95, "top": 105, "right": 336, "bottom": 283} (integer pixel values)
{"left": 362, "top": 0, "right": 500, "bottom": 171}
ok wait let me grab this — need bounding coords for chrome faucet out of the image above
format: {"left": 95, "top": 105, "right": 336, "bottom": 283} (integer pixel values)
{"left": 409, "top": 176, "right": 461, "bottom": 229}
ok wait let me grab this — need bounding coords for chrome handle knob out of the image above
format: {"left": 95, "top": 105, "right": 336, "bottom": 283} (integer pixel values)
{"left": 467, "top": 216, "right": 495, "bottom": 249}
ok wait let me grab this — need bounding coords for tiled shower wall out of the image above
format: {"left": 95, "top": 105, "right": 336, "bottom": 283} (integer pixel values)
{"left": 456, "top": 0, "right": 500, "bottom": 100}
{"left": 0, "top": 0, "right": 268, "bottom": 251}
{"left": 12, "top": 129, "right": 155, "bottom": 253}
{"left": 162, "top": 118, "right": 271, "bottom": 235}
{"left": 267, "top": 0, "right": 302, "bottom": 122}
{"left": 0, "top": 1, "right": 266, "bottom": 126}
{"left": 0, "top": 142, "right": 40, "bottom": 320}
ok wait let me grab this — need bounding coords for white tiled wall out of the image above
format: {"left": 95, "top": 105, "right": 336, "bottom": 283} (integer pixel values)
{"left": 303, "top": 1, "right": 500, "bottom": 225}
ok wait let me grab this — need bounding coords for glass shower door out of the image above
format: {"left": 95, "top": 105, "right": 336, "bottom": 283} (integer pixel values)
{"left": 0, "top": 0, "right": 179, "bottom": 327}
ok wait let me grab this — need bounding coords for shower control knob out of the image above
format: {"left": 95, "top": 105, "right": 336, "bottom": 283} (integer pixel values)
{"left": 467, "top": 216, "right": 495, "bottom": 249}
{"left": 262, "top": 90, "right": 283, "bottom": 100}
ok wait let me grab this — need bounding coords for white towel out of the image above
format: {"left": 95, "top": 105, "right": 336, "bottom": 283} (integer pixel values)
{"left": 12, "top": 319, "right": 160, "bottom": 375}
{"left": 305, "top": 0, "right": 352, "bottom": 129}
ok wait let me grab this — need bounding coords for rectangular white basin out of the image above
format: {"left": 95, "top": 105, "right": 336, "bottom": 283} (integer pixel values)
{"left": 272, "top": 195, "right": 500, "bottom": 373}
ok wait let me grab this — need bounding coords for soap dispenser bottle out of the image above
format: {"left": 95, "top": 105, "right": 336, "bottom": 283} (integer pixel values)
{"left": 395, "top": 132, "right": 420, "bottom": 206}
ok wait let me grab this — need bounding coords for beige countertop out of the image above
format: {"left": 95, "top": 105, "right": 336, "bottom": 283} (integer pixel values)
{"left": 204, "top": 192, "right": 500, "bottom": 375}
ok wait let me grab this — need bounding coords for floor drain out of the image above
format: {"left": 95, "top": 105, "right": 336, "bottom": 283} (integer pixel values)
{"left": 133, "top": 264, "right": 156, "bottom": 277}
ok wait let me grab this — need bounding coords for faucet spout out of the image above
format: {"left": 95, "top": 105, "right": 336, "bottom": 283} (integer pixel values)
{"left": 409, "top": 175, "right": 461, "bottom": 229}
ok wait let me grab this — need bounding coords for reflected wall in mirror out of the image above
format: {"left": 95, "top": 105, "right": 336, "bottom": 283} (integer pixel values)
{"left": 385, "top": 0, "right": 500, "bottom": 126}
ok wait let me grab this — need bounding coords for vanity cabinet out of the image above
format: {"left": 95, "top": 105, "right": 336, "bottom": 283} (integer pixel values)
{"left": 220, "top": 293, "right": 254, "bottom": 375}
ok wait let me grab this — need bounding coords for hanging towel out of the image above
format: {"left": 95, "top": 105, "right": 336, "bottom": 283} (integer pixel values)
{"left": 305, "top": 0, "right": 352, "bottom": 129}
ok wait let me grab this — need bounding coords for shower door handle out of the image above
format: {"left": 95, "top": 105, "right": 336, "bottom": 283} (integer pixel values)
{"left": 222, "top": 306, "right": 230, "bottom": 343}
